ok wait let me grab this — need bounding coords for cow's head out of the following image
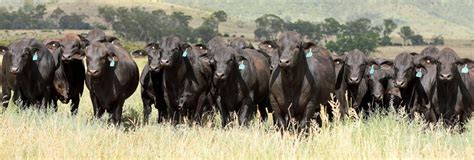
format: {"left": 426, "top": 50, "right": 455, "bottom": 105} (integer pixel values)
{"left": 258, "top": 40, "right": 279, "bottom": 70}
{"left": 367, "top": 58, "right": 394, "bottom": 101}
{"left": 9, "top": 39, "right": 43, "bottom": 74}
{"left": 83, "top": 42, "right": 118, "bottom": 77}
{"left": 394, "top": 52, "right": 418, "bottom": 88}
{"left": 274, "top": 32, "right": 305, "bottom": 69}
{"left": 159, "top": 36, "right": 190, "bottom": 67}
{"left": 437, "top": 48, "right": 460, "bottom": 82}
{"left": 212, "top": 46, "right": 246, "bottom": 81}
{"left": 61, "top": 33, "right": 88, "bottom": 61}
{"left": 344, "top": 49, "right": 367, "bottom": 85}
{"left": 134, "top": 42, "right": 161, "bottom": 72}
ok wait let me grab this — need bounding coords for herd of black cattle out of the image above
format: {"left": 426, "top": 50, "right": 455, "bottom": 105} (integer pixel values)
{"left": 0, "top": 29, "right": 473, "bottom": 131}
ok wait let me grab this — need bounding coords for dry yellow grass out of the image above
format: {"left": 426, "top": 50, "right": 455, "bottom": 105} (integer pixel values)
{"left": 1, "top": 31, "right": 474, "bottom": 159}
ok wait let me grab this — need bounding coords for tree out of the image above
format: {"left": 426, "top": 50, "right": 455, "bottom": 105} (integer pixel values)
{"left": 98, "top": 6, "right": 117, "bottom": 23}
{"left": 325, "top": 18, "right": 379, "bottom": 54}
{"left": 49, "top": 7, "right": 65, "bottom": 20}
{"left": 379, "top": 19, "right": 398, "bottom": 46}
{"left": 410, "top": 34, "right": 424, "bottom": 46}
{"left": 59, "top": 13, "right": 91, "bottom": 29}
{"left": 431, "top": 35, "right": 445, "bottom": 45}
{"left": 285, "top": 19, "right": 323, "bottom": 41}
{"left": 399, "top": 26, "right": 414, "bottom": 46}
{"left": 382, "top": 19, "right": 397, "bottom": 37}
{"left": 33, "top": 4, "right": 47, "bottom": 19}
{"left": 254, "top": 14, "right": 285, "bottom": 40}
{"left": 321, "top": 18, "right": 342, "bottom": 41}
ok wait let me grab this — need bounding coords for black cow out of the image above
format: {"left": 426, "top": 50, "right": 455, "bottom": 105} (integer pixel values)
{"left": 411, "top": 46, "right": 440, "bottom": 121}
{"left": 1, "top": 38, "right": 56, "bottom": 109}
{"left": 229, "top": 38, "right": 253, "bottom": 50}
{"left": 211, "top": 46, "right": 271, "bottom": 127}
{"left": 85, "top": 28, "right": 118, "bottom": 44}
{"left": 43, "top": 40, "right": 70, "bottom": 110}
{"left": 330, "top": 54, "right": 349, "bottom": 116}
{"left": 160, "top": 36, "right": 213, "bottom": 124}
{"left": 366, "top": 58, "right": 400, "bottom": 110}
{"left": 393, "top": 52, "right": 422, "bottom": 111}
{"left": 133, "top": 42, "right": 168, "bottom": 124}
{"left": 45, "top": 33, "right": 87, "bottom": 115}
{"left": 338, "top": 49, "right": 372, "bottom": 114}
{"left": 77, "top": 42, "right": 139, "bottom": 125}
{"left": 432, "top": 48, "right": 471, "bottom": 125}
{"left": 260, "top": 31, "right": 335, "bottom": 131}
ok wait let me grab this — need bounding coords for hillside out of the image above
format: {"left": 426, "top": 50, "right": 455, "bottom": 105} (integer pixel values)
{"left": 2, "top": 0, "right": 474, "bottom": 40}
{"left": 165, "top": 0, "right": 474, "bottom": 40}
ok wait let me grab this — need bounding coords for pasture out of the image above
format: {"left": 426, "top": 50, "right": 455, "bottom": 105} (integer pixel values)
{"left": 0, "top": 30, "right": 474, "bottom": 159}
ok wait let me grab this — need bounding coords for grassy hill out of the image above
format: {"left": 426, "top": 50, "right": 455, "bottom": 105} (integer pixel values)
{"left": 164, "top": 0, "right": 474, "bottom": 40}
{"left": 4, "top": 0, "right": 474, "bottom": 40}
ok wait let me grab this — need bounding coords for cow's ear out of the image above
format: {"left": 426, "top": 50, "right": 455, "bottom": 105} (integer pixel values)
{"left": 303, "top": 42, "right": 317, "bottom": 50}
{"left": 146, "top": 42, "right": 159, "bottom": 50}
{"left": 457, "top": 58, "right": 473, "bottom": 65}
{"left": 46, "top": 41, "right": 62, "bottom": 51}
{"left": 258, "top": 40, "right": 277, "bottom": 54}
{"left": 105, "top": 36, "right": 119, "bottom": 44}
{"left": 409, "top": 52, "right": 419, "bottom": 56}
{"left": 132, "top": 49, "right": 148, "bottom": 57}
{"left": 0, "top": 46, "right": 8, "bottom": 55}
{"left": 78, "top": 34, "right": 89, "bottom": 48}
{"left": 179, "top": 42, "right": 191, "bottom": 51}
{"left": 195, "top": 44, "right": 208, "bottom": 51}
{"left": 106, "top": 51, "right": 118, "bottom": 62}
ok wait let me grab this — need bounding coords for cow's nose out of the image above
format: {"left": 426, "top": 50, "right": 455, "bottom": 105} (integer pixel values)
{"left": 10, "top": 67, "right": 19, "bottom": 73}
{"left": 160, "top": 59, "right": 170, "bottom": 65}
{"left": 149, "top": 65, "right": 159, "bottom": 70}
{"left": 279, "top": 59, "right": 290, "bottom": 66}
{"left": 349, "top": 77, "right": 359, "bottom": 83}
{"left": 373, "top": 94, "right": 383, "bottom": 100}
{"left": 439, "top": 74, "right": 452, "bottom": 80}
{"left": 214, "top": 72, "right": 225, "bottom": 79}
{"left": 88, "top": 69, "right": 98, "bottom": 75}
{"left": 395, "top": 80, "right": 406, "bottom": 88}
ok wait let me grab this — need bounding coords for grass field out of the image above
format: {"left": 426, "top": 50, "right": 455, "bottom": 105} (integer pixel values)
{"left": 1, "top": 31, "right": 474, "bottom": 159}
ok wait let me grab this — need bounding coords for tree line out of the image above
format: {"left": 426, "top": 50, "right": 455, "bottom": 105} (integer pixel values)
{"left": 0, "top": 4, "right": 92, "bottom": 30}
{"left": 0, "top": 4, "right": 445, "bottom": 55}
{"left": 254, "top": 14, "right": 445, "bottom": 54}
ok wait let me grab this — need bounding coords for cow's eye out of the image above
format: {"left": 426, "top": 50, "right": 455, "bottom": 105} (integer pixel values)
{"left": 267, "top": 44, "right": 272, "bottom": 48}
{"left": 426, "top": 60, "right": 431, "bottom": 64}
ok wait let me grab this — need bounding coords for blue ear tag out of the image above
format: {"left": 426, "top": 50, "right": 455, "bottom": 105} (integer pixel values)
{"left": 416, "top": 69, "right": 423, "bottom": 78}
{"left": 182, "top": 48, "right": 188, "bottom": 57}
{"left": 369, "top": 65, "right": 375, "bottom": 75}
{"left": 109, "top": 58, "right": 115, "bottom": 67}
{"left": 305, "top": 48, "right": 313, "bottom": 57}
{"left": 462, "top": 64, "right": 469, "bottom": 74}
{"left": 32, "top": 52, "right": 38, "bottom": 61}
{"left": 238, "top": 61, "right": 245, "bottom": 70}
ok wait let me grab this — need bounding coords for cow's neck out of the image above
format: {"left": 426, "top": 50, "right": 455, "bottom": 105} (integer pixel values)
{"left": 164, "top": 58, "right": 187, "bottom": 82}
{"left": 280, "top": 53, "right": 307, "bottom": 94}
{"left": 436, "top": 77, "right": 460, "bottom": 107}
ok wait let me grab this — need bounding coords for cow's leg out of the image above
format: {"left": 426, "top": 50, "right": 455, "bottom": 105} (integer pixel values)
{"left": 41, "top": 86, "right": 52, "bottom": 110}
{"left": 193, "top": 93, "right": 207, "bottom": 125}
{"left": 156, "top": 96, "right": 168, "bottom": 124}
{"left": 70, "top": 95, "right": 80, "bottom": 115}
{"left": 257, "top": 96, "right": 270, "bottom": 122}
{"left": 2, "top": 85, "right": 11, "bottom": 110}
{"left": 217, "top": 96, "right": 230, "bottom": 128}
{"left": 90, "top": 92, "right": 104, "bottom": 118}
{"left": 110, "top": 100, "right": 124, "bottom": 126}
{"left": 238, "top": 96, "right": 256, "bottom": 126}
{"left": 299, "top": 101, "right": 317, "bottom": 134}
{"left": 142, "top": 92, "right": 153, "bottom": 124}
